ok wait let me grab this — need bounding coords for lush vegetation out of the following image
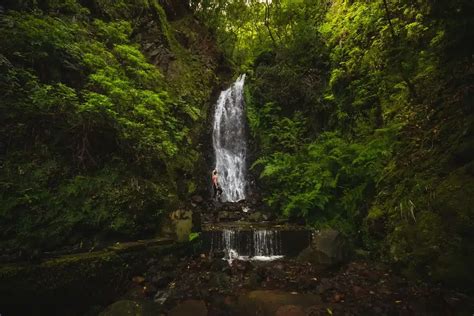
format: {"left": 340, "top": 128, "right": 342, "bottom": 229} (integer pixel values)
{"left": 0, "top": 0, "right": 220, "bottom": 254}
{"left": 194, "top": 0, "right": 473, "bottom": 289}
{"left": 1, "top": 0, "right": 473, "bottom": 292}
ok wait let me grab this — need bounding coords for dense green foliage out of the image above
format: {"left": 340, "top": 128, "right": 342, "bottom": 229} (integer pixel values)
{"left": 1, "top": 0, "right": 473, "bottom": 292}
{"left": 0, "top": 0, "right": 219, "bottom": 253}
{"left": 195, "top": 0, "right": 473, "bottom": 289}
{"left": 253, "top": 130, "right": 396, "bottom": 234}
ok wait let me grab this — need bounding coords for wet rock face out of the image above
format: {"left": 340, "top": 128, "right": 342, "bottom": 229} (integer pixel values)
{"left": 195, "top": 199, "right": 271, "bottom": 221}
{"left": 110, "top": 250, "right": 474, "bottom": 316}
{"left": 248, "top": 211, "right": 264, "bottom": 222}
{"left": 217, "top": 210, "right": 241, "bottom": 222}
{"left": 297, "top": 229, "right": 351, "bottom": 267}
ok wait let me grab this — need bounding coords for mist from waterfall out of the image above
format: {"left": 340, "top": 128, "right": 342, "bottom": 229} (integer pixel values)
{"left": 212, "top": 74, "right": 247, "bottom": 202}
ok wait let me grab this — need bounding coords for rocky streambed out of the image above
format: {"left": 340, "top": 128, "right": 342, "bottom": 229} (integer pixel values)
{"left": 100, "top": 202, "right": 474, "bottom": 315}
{"left": 2, "top": 200, "right": 473, "bottom": 315}
{"left": 102, "top": 251, "right": 474, "bottom": 316}
{"left": 97, "top": 224, "right": 473, "bottom": 315}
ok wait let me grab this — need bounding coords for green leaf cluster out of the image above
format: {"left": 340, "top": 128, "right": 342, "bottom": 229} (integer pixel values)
{"left": 0, "top": 0, "right": 214, "bottom": 252}
{"left": 254, "top": 129, "right": 396, "bottom": 235}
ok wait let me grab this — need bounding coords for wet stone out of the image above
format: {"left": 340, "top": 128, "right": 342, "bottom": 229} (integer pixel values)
{"left": 99, "top": 300, "right": 161, "bottom": 316}
{"left": 210, "top": 257, "right": 228, "bottom": 271}
{"left": 108, "top": 241, "right": 146, "bottom": 253}
{"left": 248, "top": 211, "right": 264, "bottom": 222}
{"left": 150, "top": 272, "right": 175, "bottom": 288}
{"left": 191, "top": 195, "right": 204, "bottom": 204}
{"left": 275, "top": 305, "right": 306, "bottom": 316}
{"left": 298, "top": 229, "right": 351, "bottom": 267}
{"left": 237, "top": 290, "right": 322, "bottom": 315}
{"left": 217, "top": 210, "right": 241, "bottom": 222}
{"left": 159, "top": 255, "right": 179, "bottom": 271}
{"left": 168, "top": 300, "right": 207, "bottom": 316}
{"left": 209, "top": 272, "right": 231, "bottom": 290}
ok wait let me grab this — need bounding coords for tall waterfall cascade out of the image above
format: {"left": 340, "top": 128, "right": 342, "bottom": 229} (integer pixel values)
{"left": 212, "top": 74, "right": 247, "bottom": 202}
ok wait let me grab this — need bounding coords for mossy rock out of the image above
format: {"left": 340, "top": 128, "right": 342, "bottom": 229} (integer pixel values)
{"left": 297, "top": 229, "right": 351, "bottom": 267}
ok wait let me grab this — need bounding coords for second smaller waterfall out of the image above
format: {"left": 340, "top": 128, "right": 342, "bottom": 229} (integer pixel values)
{"left": 209, "top": 229, "right": 284, "bottom": 263}
{"left": 254, "top": 230, "right": 282, "bottom": 257}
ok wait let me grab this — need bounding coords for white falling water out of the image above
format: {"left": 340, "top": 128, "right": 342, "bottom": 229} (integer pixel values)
{"left": 254, "top": 230, "right": 282, "bottom": 257}
{"left": 212, "top": 74, "right": 247, "bottom": 202}
{"left": 221, "top": 229, "right": 239, "bottom": 264}
{"left": 213, "top": 229, "right": 283, "bottom": 264}
{"left": 223, "top": 229, "right": 236, "bottom": 253}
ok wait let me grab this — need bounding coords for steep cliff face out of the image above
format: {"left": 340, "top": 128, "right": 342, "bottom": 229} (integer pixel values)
{"left": 0, "top": 0, "right": 228, "bottom": 255}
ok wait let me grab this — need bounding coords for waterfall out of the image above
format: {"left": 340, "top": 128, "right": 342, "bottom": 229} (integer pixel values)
{"left": 209, "top": 229, "right": 284, "bottom": 263}
{"left": 212, "top": 74, "right": 247, "bottom": 202}
{"left": 223, "top": 229, "right": 236, "bottom": 254}
{"left": 254, "top": 230, "right": 282, "bottom": 257}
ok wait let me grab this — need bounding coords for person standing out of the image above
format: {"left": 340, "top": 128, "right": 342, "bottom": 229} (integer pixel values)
{"left": 212, "top": 169, "right": 223, "bottom": 200}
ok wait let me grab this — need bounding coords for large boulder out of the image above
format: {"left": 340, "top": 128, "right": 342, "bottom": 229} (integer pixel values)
{"left": 298, "top": 229, "right": 351, "bottom": 267}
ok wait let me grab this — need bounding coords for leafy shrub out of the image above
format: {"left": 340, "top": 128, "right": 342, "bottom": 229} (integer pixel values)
{"left": 254, "top": 128, "right": 397, "bottom": 236}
